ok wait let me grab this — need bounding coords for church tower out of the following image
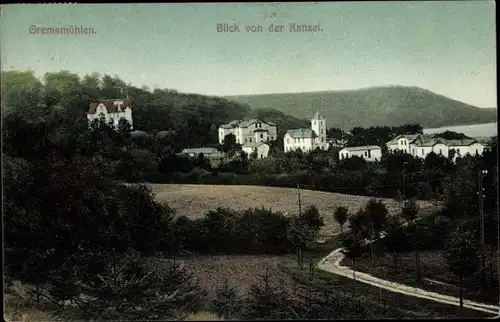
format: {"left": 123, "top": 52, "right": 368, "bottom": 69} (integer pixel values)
{"left": 311, "top": 111, "right": 327, "bottom": 150}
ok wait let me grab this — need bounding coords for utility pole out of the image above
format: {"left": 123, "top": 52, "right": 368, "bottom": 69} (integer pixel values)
{"left": 477, "top": 169, "right": 487, "bottom": 288}
{"left": 297, "top": 183, "right": 302, "bottom": 216}
{"left": 402, "top": 161, "right": 407, "bottom": 208}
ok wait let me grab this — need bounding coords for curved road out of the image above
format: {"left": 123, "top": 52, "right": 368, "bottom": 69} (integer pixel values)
{"left": 317, "top": 247, "right": 500, "bottom": 315}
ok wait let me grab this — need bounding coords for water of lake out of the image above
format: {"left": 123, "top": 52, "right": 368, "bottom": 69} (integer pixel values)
{"left": 424, "top": 122, "right": 498, "bottom": 137}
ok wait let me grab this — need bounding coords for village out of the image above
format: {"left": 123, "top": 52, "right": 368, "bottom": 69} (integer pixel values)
{"left": 86, "top": 98, "right": 491, "bottom": 167}
{"left": 4, "top": 2, "right": 497, "bottom": 321}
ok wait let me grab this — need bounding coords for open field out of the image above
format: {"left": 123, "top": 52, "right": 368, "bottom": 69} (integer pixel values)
{"left": 148, "top": 184, "right": 435, "bottom": 237}
{"left": 151, "top": 254, "right": 297, "bottom": 297}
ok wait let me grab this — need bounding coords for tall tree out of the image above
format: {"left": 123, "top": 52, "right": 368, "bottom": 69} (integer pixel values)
{"left": 444, "top": 226, "right": 480, "bottom": 310}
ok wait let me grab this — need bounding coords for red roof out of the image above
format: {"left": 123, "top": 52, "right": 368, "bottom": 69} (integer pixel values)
{"left": 87, "top": 99, "right": 132, "bottom": 114}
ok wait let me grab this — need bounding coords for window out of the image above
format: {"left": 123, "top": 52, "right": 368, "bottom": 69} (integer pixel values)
{"left": 457, "top": 149, "right": 460, "bottom": 155}
{"left": 439, "top": 149, "right": 442, "bottom": 155}
{"left": 364, "top": 151, "right": 368, "bottom": 157}
{"left": 245, "top": 138, "right": 248, "bottom": 143}
{"left": 260, "top": 133, "right": 263, "bottom": 139}
{"left": 249, "top": 138, "right": 252, "bottom": 143}
{"left": 421, "top": 149, "right": 424, "bottom": 155}
{"left": 476, "top": 149, "right": 478, "bottom": 155}
{"left": 321, "top": 137, "right": 324, "bottom": 142}
{"left": 321, "top": 129, "right": 324, "bottom": 134}
{"left": 368, "top": 150, "right": 371, "bottom": 158}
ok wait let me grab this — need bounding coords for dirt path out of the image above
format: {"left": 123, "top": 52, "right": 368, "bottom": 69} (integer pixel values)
{"left": 317, "top": 248, "right": 500, "bottom": 315}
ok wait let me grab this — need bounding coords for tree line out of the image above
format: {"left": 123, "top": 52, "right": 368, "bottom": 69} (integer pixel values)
{"left": 337, "top": 152, "right": 498, "bottom": 309}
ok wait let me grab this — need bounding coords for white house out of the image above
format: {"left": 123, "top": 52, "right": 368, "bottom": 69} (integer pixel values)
{"left": 219, "top": 119, "right": 277, "bottom": 145}
{"left": 284, "top": 111, "right": 329, "bottom": 153}
{"left": 446, "top": 139, "right": 487, "bottom": 159}
{"left": 386, "top": 134, "right": 421, "bottom": 154}
{"left": 386, "top": 133, "right": 487, "bottom": 160}
{"left": 338, "top": 145, "right": 382, "bottom": 162}
{"left": 86, "top": 99, "right": 133, "bottom": 129}
{"left": 242, "top": 142, "right": 270, "bottom": 159}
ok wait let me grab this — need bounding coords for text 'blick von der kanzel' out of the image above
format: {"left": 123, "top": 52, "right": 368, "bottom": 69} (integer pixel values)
{"left": 216, "top": 23, "right": 323, "bottom": 33}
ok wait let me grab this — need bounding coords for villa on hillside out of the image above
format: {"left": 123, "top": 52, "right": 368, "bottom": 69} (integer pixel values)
{"left": 86, "top": 98, "right": 133, "bottom": 129}
{"left": 338, "top": 145, "right": 382, "bottom": 162}
{"left": 284, "top": 111, "right": 329, "bottom": 153}
{"left": 386, "top": 133, "right": 488, "bottom": 160}
{"left": 218, "top": 119, "right": 278, "bottom": 145}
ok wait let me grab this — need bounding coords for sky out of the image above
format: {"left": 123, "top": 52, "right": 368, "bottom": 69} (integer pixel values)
{"left": 1, "top": 2, "right": 497, "bottom": 107}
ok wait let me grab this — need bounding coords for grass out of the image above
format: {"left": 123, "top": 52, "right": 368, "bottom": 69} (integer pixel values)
{"left": 183, "top": 311, "right": 222, "bottom": 321}
{"left": 280, "top": 236, "right": 496, "bottom": 319}
{"left": 148, "top": 183, "right": 434, "bottom": 237}
{"left": 149, "top": 254, "right": 298, "bottom": 297}
{"left": 3, "top": 280, "right": 57, "bottom": 322}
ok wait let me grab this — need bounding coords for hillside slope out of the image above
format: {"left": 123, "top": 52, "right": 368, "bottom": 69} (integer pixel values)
{"left": 226, "top": 86, "right": 497, "bottom": 129}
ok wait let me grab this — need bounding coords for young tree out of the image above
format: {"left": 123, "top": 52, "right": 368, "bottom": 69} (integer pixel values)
{"left": 211, "top": 280, "right": 241, "bottom": 320}
{"left": 333, "top": 206, "right": 349, "bottom": 233}
{"left": 287, "top": 216, "right": 305, "bottom": 269}
{"left": 348, "top": 208, "right": 371, "bottom": 241}
{"left": 48, "top": 250, "right": 205, "bottom": 321}
{"left": 444, "top": 227, "right": 480, "bottom": 310}
{"left": 242, "top": 267, "right": 292, "bottom": 320}
{"left": 364, "top": 199, "right": 389, "bottom": 270}
{"left": 364, "top": 199, "right": 389, "bottom": 238}
{"left": 341, "top": 231, "right": 365, "bottom": 288}
{"left": 383, "top": 218, "right": 409, "bottom": 273}
{"left": 401, "top": 198, "right": 419, "bottom": 223}
{"left": 406, "top": 222, "right": 426, "bottom": 283}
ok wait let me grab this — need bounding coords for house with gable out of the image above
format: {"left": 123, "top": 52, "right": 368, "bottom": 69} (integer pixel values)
{"left": 338, "top": 145, "right": 382, "bottom": 162}
{"left": 86, "top": 98, "right": 133, "bottom": 129}
{"left": 242, "top": 142, "right": 270, "bottom": 159}
{"left": 283, "top": 111, "right": 329, "bottom": 153}
{"left": 386, "top": 133, "right": 487, "bottom": 160}
{"left": 385, "top": 134, "right": 421, "bottom": 154}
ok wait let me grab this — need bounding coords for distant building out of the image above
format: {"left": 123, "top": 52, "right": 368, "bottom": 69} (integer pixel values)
{"left": 218, "top": 119, "right": 278, "bottom": 145}
{"left": 242, "top": 142, "right": 270, "bottom": 159}
{"left": 86, "top": 99, "right": 133, "bottom": 129}
{"left": 339, "top": 145, "right": 382, "bottom": 162}
{"left": 284, "top": 111, "right": 329, "bottom": 153}
{"left": 180, "top": 147, "right": 220, "bottom": 158}
{"left": 386, "top": 133, "right": 487, "bottom": 160}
